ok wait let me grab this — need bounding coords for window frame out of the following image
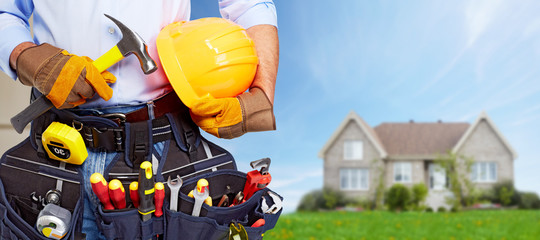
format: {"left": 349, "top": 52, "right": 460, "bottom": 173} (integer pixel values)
{"left": 393, "top": 162, "right": 412, "bottom": 183}
{"left": 343, "top": 140, "right": 363, "bottom": 161}
{"left": 470, "top": 162, "right": 497, "bottom": 183}
{"left": 339, "top": 168, "right": 369, "bottom": 191}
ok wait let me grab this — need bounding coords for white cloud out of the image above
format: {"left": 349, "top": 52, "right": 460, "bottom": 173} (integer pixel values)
{"left": 465, "top": 0, "right": 503, "bottom": 47}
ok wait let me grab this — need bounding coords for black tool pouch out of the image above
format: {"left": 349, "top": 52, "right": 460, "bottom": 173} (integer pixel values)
{"left": 0, "top": 138, "right": 84, "bottom": 239}
{"left": 166, "top": 170, "right": 282, "bottom": 240}
{"left": 94, "top": 109, "right": 273, "bottom": 239}
{"left": 0, "top": 108, "right": 121, "bottom": 240}
{"left": 0, "top": 100, "right": 282, "bottom": 239}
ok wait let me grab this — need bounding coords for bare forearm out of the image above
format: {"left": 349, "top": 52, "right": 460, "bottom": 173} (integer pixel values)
{"left": 9, "top": 42, "right": 36, "bottom": 70}
{"left": 246, "top": 25, "right": 279, "bottom": 104}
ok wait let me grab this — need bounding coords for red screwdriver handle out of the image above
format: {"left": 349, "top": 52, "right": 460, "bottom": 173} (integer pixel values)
{"left": 91, "top": 173, "right": 114, "bottom": 210}
{"left": 109, "top": 179, "right": 126, "bottom": 209}
{"left": 130, "top": 181, "right": 140, "bottom": 208}
{"left": 154, "top": 182, "right": 165, "bottom": 217}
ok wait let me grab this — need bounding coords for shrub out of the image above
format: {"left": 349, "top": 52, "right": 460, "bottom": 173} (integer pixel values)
{"left": 499, "top": 186, "right": 513, "bottom": 206}
{"left": 411, "top": 183, "right": 428, "bottom": 208}
{"left": 297, "top": 188, "right": 349, "bottom": 211}
{"left": 323, "top": 187, "right": 348, "bottom": 209}
{"left": 297, "top": 189, "right": 325, "bottom": 211}
{"left": 425, "top": 207, "right": 433, "bottom": 212}
{"left": 437, "top": 206, "right": 447, "bottom": 212}
{"left": 492, "top": 181, "right": 519, "bottom": 206}
{"left": 386, "top": 184, "right": 411, "bottom": 211}
{"left": 347, "top": 198, "right": 375, "bottom": 210}
{"left": 518, "top": 192, "right": 540, "bottom": 209}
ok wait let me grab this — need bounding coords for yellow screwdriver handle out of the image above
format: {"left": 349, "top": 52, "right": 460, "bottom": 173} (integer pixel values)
{"left": 93, "top": 45, "right": 124, "bottom": 72}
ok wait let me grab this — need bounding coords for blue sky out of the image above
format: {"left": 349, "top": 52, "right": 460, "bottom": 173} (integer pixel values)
{"left": 193, "top": 0, "right": 540, "bottom": 212}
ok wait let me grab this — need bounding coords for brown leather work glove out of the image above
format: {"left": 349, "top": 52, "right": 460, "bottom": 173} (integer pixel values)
{"left": 189, "top": 88, "right": 276, "bottom": 139}
{"left": 16, "top": 43, "right": 116, "bottom": 109}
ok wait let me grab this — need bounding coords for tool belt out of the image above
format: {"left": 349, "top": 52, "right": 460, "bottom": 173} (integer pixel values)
{"left": 0, "top": 93, "right": 282, "bottom": 239}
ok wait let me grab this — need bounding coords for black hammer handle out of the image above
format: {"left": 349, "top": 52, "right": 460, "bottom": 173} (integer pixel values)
{"left": 10, "top": 95, "right": 53, "bottom": 134}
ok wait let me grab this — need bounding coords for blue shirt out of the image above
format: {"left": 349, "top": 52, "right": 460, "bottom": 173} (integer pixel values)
{"left": 0, "top": 0, "right": 277, "bottom": 108}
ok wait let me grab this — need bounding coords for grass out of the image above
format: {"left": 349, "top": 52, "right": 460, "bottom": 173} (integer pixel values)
{"left": 264, "top": 210, "right": 540, "bottom": 240}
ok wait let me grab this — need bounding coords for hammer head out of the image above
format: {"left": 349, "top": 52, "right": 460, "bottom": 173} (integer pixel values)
{"left": 105, "top": 14, "right": 157, "bottom": 74}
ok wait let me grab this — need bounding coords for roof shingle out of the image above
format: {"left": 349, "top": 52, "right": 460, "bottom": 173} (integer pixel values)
{"left": 373, "top": 122, "right": 470, "bottom": 156}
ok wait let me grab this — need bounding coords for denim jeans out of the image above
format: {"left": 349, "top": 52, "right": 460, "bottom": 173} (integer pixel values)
{"left": 72, "top": 103, "right": 165, "bottom": 239}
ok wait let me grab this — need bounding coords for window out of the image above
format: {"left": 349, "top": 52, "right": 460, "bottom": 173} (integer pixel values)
{"left": 344, "top": 140, "right": 363, "bottom": 160}
{"left": 394, "top": 162, "right": 412, "bottom": 183}
{"left": 340, "top": 168, "right": 369, "bottom": 190}
{"left": 471, "top": 162, "right": 497, "bottom": 182}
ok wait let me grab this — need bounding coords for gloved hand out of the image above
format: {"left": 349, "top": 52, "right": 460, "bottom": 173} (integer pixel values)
{"left": 16, "top": 43, "right": 116, "bottom": 109}
{"left": 189, "top": 88, "right": 276, "bottom": 139}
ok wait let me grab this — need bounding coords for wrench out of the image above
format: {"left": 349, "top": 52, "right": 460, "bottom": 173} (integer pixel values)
{"left": 167, "top": 175, "right": 182, "bottom": 212}
{"left": 261, "top": 191, "right": 282, "bottom": 214}
{"left": 190, "top": 179, "right": 211, "bottom": 217}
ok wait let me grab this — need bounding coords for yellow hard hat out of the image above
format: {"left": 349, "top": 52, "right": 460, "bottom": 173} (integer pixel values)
{"left": 156, "top": 18, "right": 259, "bottom": 108}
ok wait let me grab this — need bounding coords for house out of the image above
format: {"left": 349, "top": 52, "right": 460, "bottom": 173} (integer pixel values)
{"left": 318, "top": 111, "right": 517, "bottom": 209}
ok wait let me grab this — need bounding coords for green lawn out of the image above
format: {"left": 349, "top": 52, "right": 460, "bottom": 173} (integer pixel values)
{"left": 264, "top": 210, "right": 540, "bottom": 240}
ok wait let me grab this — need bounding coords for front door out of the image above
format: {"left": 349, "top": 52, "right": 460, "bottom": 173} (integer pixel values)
{"left": 429, "top": 163, "right": 446, "bottom": 190}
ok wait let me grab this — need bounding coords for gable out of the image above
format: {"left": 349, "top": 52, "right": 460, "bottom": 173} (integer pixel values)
{"left": 453, "top": 112, "right": 517, "bottom": 159}
{"left": 454, "top": 119, "right": 516, "bottom": 160}
{"left": 318, "top": 111, "right": 387, "bottom": 159}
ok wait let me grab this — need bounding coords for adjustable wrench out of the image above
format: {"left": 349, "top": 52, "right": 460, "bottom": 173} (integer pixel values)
{"left": 243, "top": 158, "right": 272, "bottom": 201}
{"left": 167, "top": 175, "right": 182, "bottom": 212}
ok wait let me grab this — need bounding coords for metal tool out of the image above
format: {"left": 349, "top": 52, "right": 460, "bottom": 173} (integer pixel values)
{"left": 166, "top": 175, "right": 182, "bottom": 212}
{"left": 261, "top": 191, "right": 282, "bottom": 214}
{"left": 90, "top": 173, "right": 114, "bottom": 210}
{"left": 138, "top": 161, "right": 155, "bottom": 221}
{"left": 10, "top": 14, "right": 158, "bottom": 134}
{"left": 154, "top": 182, "right": 165, "bottom": 217}
{"left": 108, "top": 179, "right": 126, "bottom": 209}
{"left": 190, "top": 179, "right": 210, "bottom": 217}
{"left": 231, "top": 191, "right": 244, "bottom": 207}
{"left": 36, "top": 190, "right": 72, "bottom": 240}
{"left": 228, "top": 221, "right": 248, "bottom": 240}
{"left": 217, "top": 185, "right": 234, "bottom": 207}
{"left": 243, "top": 158, "right": 272, "bottom": 201}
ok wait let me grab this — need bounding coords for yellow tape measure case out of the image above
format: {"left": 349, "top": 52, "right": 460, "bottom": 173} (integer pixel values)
{"left": 41, "top": 122, "right": 88, "bottom": 165}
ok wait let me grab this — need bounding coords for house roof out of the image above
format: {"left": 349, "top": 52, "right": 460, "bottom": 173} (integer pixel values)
{"left": 374, "top": 122, "right": 470, "bottom": 156}
{"left": 319, "top": 111, "right": 517, "bottom": 160}
{"left": 318, "top": 111, "right": 387, "bottom": 159}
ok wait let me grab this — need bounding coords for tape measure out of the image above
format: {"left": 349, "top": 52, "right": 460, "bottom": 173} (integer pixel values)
{"left": 42, "top": 122, "right": 88, "bottom": 165}
{"left": 36, "top": 191, "right": 71, "bottom": 240}
{"left": 36, "top": 204, "right": 71, "bottom": 239}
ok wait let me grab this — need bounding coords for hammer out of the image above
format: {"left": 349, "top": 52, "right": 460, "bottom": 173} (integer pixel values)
{"left": 11, "top": 14, "right": 157, "bottom": 133}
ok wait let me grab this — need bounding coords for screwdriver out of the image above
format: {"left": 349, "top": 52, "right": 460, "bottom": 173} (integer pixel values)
{"left": 154, "top": 182, "right": 165, "bottom": 217}
{"left": 109, "top": 179, "right": 126, "bottom": 209}
{"left": 138, "top": 161, "right": 155, "bottom": 221}
{"left": 129, "top": 181, "right": 140, "bottom": 208}
{"left": 90, "top": 173, "right": 114, "bottom": 210}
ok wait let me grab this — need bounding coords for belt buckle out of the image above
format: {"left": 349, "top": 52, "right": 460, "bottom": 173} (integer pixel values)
{"left": 100, "top": 113, "right": 126, "bottom": 125}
